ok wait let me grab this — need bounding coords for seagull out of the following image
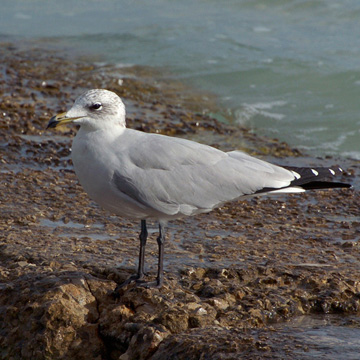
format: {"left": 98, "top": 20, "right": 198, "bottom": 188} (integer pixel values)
{"left": 47, "top": 89, "right": 351, "bottom": 288}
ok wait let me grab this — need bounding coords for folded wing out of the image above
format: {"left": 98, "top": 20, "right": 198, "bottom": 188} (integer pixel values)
{"left": 111, "top": 133, "right": 301, "bottom": 216}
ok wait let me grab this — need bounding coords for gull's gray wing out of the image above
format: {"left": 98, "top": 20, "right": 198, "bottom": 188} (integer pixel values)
{"left": 110, "top": 131, "right": 296, "bottom": 217}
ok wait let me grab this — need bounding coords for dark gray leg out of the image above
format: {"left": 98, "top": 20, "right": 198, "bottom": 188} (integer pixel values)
{"left": 155, "top": 223, "right": 165, "bottom": 287}
{"left": 137, "top": 219, "right": 148, "bottom": 280}
{"left": 136, "top": 222, "right": 165, "bottom": 288}
{"left": 114, "top": 220, "right": 148, "bottom": 291}
{"left": 114, "top": 220, "right": 165, "bottom": 291}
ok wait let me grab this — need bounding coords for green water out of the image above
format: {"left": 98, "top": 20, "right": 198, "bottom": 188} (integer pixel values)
{"left": 1, "top": 0, "right": 359, "bottom": 159}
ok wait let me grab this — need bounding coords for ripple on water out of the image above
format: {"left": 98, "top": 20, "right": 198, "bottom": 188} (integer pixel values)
{"left": 271, "top": 315, "right": 360, "bottom": 359}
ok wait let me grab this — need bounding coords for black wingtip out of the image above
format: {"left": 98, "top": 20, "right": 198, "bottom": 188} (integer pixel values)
{"left": 299, "top": 181, "right": 352, "bottom": 190}
{"left": 284, "top": 166, "right": 351, "bottom": 189}
{"left": 255, "top": 165, "right": 352, "bottom": 195}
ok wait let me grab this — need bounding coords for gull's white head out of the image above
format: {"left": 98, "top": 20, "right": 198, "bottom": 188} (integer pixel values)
{"left": 47, "top": 89, "right": 126, "bottom": 131}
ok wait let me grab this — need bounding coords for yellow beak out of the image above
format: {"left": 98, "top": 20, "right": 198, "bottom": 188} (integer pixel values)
{"left": 46, "top": 112, "right": 83, "bottom": 129}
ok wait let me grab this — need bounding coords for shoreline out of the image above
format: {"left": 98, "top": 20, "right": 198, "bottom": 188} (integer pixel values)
{"left": 1, "top": 42, "right": 359, "bottom": 359}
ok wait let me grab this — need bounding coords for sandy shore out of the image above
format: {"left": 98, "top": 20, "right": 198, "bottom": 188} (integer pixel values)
{"left": 1, "top": 42, "right": 359, "bottom": 359}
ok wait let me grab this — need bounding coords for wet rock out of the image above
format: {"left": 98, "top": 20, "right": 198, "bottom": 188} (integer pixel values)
{"left": 156, "top": 308, "right": 189, "bottom": 333}
{"left": 188, "top": 303, "right": 217, "bottom": 328}
{"left": 0, "top": 271, "right": 115, "bottom": 359}
{"left": 119, "top": 325, "right": 170, "bottom": 360}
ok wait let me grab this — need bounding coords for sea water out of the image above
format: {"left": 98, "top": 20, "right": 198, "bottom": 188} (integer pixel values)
{"left": 1, "top": 0, "right": 359, "bottom": 159}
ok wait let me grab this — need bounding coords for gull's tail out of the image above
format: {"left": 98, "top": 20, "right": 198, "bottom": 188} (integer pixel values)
{"left": 255, "top": 166, "right": 352, "bottom": 195}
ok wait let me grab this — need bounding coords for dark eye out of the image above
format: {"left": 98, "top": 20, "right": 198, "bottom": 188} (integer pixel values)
{"left": 90, "top": 102, "right": 102, "bottom": 110}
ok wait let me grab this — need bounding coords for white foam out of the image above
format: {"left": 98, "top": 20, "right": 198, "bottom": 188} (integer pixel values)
{"left": 253, "top": 26, "right": 271, "bottom": 33}
{"left": 235, "top": 101, "right": 287, "bottom": 125}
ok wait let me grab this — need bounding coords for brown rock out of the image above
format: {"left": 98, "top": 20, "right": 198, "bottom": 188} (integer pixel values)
{"left": 0, "top": 272, "right": 114, "bottom": 359}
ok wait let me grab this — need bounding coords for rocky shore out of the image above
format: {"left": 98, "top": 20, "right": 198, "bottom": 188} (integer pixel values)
{"left": 1, "top": 42, "right": 359, "bottom": 359}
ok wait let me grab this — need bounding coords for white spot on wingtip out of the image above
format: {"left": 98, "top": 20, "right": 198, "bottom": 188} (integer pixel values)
{"left": 339, "top": 167, "right": 343, "bottom": 172}
{"left": 291, "top": 171, "right": 301, "bottom": 179}
{"left": 329, "top": 169, "right": 335, "bottom": 176}
{"left": 311, "top": 169, "right": 319, "bottom": 176}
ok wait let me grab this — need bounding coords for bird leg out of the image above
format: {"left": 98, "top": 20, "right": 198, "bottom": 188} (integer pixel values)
{"left": 114, "top": 220, "right": 165, "bottom": 290}
{"left": 155, "top": 223, "right": 165, "bottom": 287}
{"left": 135, "top": 222, "right": 165, "bottom": 288}
{"left": 114, "top": 220, "right": 148, "bottom": 290}
{"left": 137, "top": 219, "right": 148, "bottom": 280}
